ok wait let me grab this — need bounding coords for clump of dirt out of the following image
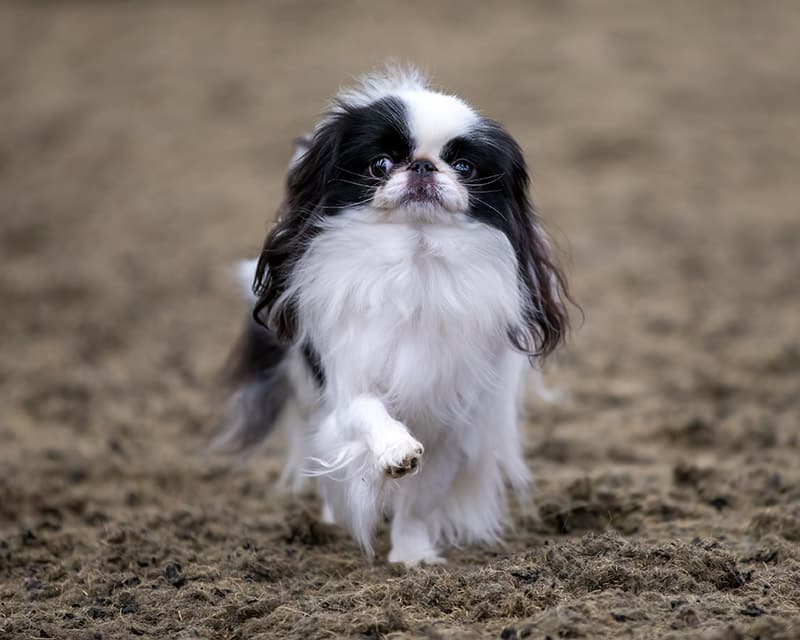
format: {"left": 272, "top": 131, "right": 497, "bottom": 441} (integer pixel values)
{"left": 2, "top": 2, "right": 799, "bottom": 638}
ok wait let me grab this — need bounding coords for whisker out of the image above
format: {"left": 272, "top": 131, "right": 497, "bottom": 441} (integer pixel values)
{"left": 464, "top": 172, "right": 505, "bottom": 186}
{"left": 328, "top": 178, "right": 376, "bottom": 189}
{"left": 334, "top": 165, "right": 373, "bottom": 179}
{"left": 321, "top": 197, "right": 376, "bottom": 210}
{"left": 465, "top": 172, "right": 504, "bottom": 181}
{"left": 465, "top": 180, "right": 504, "bottom": 189}
{"left": 289, "top": 195, "right": 377, "bottom": 216}
{"left": 470, "top": 194, "right": 509, "bottom": 224}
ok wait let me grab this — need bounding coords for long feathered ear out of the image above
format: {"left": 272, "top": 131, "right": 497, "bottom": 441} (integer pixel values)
{"left": 495, "top": 127, "right": 571, "bottom": 360}
{"left": 512, "top": 202, "right": 571, "bottom": 360}
{"left": 252, "top": 122, "right": 340, "bottom": 339}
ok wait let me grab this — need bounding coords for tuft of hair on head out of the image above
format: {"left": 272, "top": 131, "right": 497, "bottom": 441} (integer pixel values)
{"left": 331, "top": 63, "right": 431, "bottom": 112}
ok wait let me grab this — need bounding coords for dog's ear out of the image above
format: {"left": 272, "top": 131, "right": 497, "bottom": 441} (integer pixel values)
{"left": 511, "top": 202, "right": 571, "bottom": 360}
{"left": 493, "top": 126, "right": 571, "bottom": 360}
{"left": 288, "top": 135, "right": 312, "bottom": 168}
{"left": 253, "top": 121, "right": 341, "bottom": 339}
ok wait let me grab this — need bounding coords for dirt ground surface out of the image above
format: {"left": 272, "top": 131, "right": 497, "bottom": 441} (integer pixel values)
{"left": 2, "top": 1, "right": 799, "bottom": 638}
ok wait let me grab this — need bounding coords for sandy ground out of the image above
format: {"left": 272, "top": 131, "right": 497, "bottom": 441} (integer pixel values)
{"left": 2, "top": 1, "right": 800, "bottom": 638}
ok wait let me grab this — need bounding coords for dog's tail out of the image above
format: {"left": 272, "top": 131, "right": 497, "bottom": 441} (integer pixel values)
{"left": 213, "top": 136, "right": 314, "bottom": 456}
{"left": 213, "top": 260, "right": 291, "bottom": 455}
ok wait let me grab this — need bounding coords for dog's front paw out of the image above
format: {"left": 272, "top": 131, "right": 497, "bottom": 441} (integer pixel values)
{"left": 377, "top": 433, "right": 424, "bottom": 479}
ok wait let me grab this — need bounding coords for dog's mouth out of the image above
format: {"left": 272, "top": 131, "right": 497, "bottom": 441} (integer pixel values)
{"left": 401, "top": 183, "right": 442, "bottom": 207}
{"left": 372, "top": 171, "right": 468, "bottom": 215}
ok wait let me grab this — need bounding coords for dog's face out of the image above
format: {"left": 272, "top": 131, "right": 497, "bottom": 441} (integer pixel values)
{"left": 290, "top": 87, "right": 530, "bottom": 232}
{"left": 331, "top": 92, "right": 478, "bottom": 219}
{"left": 256, "top": 70, "right": 569, "bottom": 359}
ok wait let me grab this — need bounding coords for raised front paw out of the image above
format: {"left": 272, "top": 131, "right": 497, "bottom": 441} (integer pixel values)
{"left": 377, "top": 435, "right": 424, "bottom": 479}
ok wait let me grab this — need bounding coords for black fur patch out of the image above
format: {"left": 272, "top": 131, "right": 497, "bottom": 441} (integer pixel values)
{"left": 219, "top": 318, "right": 290, "bottom": 453}
{"left": 225, "top": 317, "right": 288, "bottom": 386}
{"left": 301, "top": 341, "right": 325, "bottom": 388}
{"left": 443, "top": 121, "right": 571, "bottom": 358}
{"left": 253, "top": 96, "right": 412, "bottom": 339}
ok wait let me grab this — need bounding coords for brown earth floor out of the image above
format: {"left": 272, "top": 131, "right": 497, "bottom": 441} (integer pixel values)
{"left": 1, "top": 1, "right": 800, "bottom": 639}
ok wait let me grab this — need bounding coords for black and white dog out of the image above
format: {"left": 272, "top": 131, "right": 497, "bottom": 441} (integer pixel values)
{"left": 221, "top": 68, "right": 570, "bottom": 565}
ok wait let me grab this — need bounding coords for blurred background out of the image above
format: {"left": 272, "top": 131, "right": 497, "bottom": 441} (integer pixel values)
{"left": 1, "top": 2, "right": 799, "bottom": 638}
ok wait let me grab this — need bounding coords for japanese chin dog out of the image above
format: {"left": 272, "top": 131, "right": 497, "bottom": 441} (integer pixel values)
{"left": 219, "top": 67, "right": 570, "bottom": 566}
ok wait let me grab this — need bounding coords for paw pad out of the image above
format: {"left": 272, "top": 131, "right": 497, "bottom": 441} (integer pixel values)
{"left": 385, "top": 446, "right": 423, "bottom": 478}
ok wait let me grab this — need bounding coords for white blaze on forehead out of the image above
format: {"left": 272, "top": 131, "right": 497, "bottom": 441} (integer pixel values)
{"left": 398, "top": 90, "right": 479, "bottom": 160}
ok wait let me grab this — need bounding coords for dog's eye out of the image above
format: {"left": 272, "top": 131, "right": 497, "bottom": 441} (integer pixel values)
{"left": 369, "top": 155, "right": 394, "bottom": 179}
{"left": 452, "top": 159, "right": 476, "bottom": 179}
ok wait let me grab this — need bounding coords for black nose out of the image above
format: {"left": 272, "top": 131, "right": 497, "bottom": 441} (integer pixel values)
{"left": 408, "top": 159, "right": 437, "bottom": 176}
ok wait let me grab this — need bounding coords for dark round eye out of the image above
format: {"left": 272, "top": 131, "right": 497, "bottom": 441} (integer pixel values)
{"left": 452, "top": 159, "right": 476, "bottom": 179}
{"left": 369, "top": 155, "right": 394, "bottom": 179}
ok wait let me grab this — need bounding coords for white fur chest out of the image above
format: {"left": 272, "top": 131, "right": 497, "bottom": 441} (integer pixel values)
{"left": 291, "top": 214, "right": 522, "bottom": 429}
